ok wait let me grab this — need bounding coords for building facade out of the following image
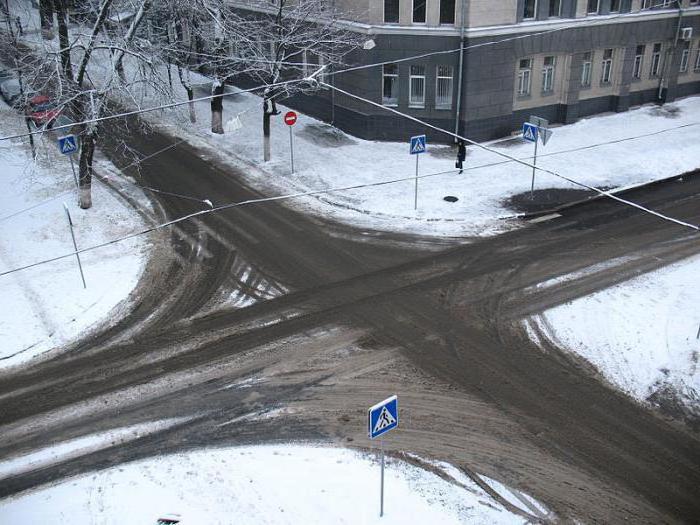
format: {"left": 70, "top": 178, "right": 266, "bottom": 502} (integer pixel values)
{"left": 285, "top": 0, "right": 700, "bottom": 142}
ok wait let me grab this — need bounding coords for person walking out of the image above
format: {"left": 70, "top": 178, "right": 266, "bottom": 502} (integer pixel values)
{"left": 455, "top": 139, "right": 466, "bottom": 174}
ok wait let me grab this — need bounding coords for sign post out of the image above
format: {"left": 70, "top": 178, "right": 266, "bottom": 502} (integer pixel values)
{"left": 409, "top": 135, "right": 427, "bottom": 210}
{"left": 58, "top": 135, "right": 79, "bottom": 191}
{"left": 522, "top": 123, "right": 539, "bottom": 199}
{"left": 523, "top": 117, "right": 553, "bottom": 199}
{"left": 368, "top": 395, "right": 399, "bottom": 518}
{"left": 63, "top": 203, "right": 86, "bottom": 289}
{"left": 284, "top": 111, "right": 298, "bottom": 174}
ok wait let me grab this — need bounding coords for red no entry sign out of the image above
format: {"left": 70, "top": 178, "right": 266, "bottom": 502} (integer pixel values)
{"left": 284, "top": 111, "right": 297, "bottom": 126}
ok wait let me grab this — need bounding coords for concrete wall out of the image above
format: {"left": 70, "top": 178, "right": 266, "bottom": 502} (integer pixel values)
{"left": 468, "top": 0, "right": 518, "bottom": 27}
{"left": 274, "top": 8, "right": 700, "bottom": 142}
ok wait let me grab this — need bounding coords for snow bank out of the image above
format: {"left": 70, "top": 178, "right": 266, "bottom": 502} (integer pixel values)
{"left": 13, "top": 4, "right": 700, "bottom": 239}
{"left": 0, "top": 105, "right": 150, "bottom": 369}
{"left": 0, "top": 444, "right": 538, "bottom": 524}
{"left": 530, "top": 255, "right": 700, "bottom": 415}
{"left": 153, "top": 86, "right": 700, "bottom": 238}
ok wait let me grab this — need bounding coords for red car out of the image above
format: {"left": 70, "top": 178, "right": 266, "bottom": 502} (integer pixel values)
{"left": 26, "top": 95, "right": 61, "bottom": 128}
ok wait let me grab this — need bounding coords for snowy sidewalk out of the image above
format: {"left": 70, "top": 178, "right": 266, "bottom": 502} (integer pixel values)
{"left": 0, "top": 443, "right": 549, "bottom": 524}
{"left": 526, "top": 254, "right": 700, "bottom": 418}
{"left": 150, "top": 82, "right": 700, "bottom": 238}
{"left": 0, "top": 103, "right": 151, "bottom": 369}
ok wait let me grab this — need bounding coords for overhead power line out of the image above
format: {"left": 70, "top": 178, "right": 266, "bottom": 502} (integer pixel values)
{"left": 318, "top": 80, "right": 699, "bottom": 233}
{"left": 0, "top": 77, "right": 305, "bottom": 143}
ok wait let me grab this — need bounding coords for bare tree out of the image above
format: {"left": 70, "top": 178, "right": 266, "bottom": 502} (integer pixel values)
{"left": 9, "top": 0, "right": 173, "bottom": 208}
{"left": 228, "top": 0, "right": 363, "bottom": 161}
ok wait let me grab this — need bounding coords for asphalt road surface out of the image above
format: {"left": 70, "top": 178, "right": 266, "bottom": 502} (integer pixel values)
{"left": 1, "top": 121, "right": 699, "bottom": 524}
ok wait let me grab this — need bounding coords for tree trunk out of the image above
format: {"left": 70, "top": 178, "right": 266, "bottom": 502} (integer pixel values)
{"left": 55, "top": 0, "right": 73, "bottom": 81}
{"left": 187, "top": 87, "right": 196, "bottom": 123}
{"left": 211, "top": 81, "right": 224, "bottom": 134}
{"left": 177, "top": 67, "right": 196, "bottom": 124}
{"left": 78, "top": 131, "right": 95, "bottom": 209}
{"left": 39, "top": 0, "right": 53, "bottom": 39}
{"left": 262, "top": 92, "right": 278, "bottom": 162}
{"left": 263, "top": 110, "right": 271, "bottom": 162}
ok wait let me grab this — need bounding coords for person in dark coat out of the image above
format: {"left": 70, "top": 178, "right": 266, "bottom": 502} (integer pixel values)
{"left": 455, "top": 139, "right": 466, "bottom": 174}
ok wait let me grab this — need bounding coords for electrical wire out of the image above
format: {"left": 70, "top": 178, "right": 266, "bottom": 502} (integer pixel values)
{"left": 319, "top": 80, "right": 700, "bottom": 232}
{"left": 0, "top": 77, "right": 306, "bottom": 143}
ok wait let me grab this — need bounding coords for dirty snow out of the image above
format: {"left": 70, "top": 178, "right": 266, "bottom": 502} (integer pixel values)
{"left": 0, "top": 444, "right": 538, "bottom": 524}
{"left": 13, "top": 4, "right": 700, "bottom": 240}
{"left": 530, "top": 255, "right": 700, "bottom": 415}
{"left": 0, "top": 418, "right": 189, "bottom": 480}
{"left": 152, "top": 84, "right": 700, "bottom": 238}
{"left": 0, "top": 103, "right": 150, "bottom": 369}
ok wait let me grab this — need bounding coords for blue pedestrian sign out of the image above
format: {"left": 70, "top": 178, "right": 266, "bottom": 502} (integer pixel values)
{"left": 522, "top": 123, "right": 538, "bottom": 143}
{"left": 368, "top": 395, "right": 398, "bottom": 439}
{"left": 410, "top": 134, "right": 427, "bottom": 155}
{"left": 57, "top": 135, "right": 78, "bottom": 155}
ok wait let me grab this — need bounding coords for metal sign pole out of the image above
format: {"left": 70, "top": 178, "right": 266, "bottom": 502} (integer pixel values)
{"left": 530, "top": 133, "right": 539, "bottom": 200}
{"left": 380, "top": 438, "right": 385, "bottom": 518}
{"left": 289, "top": 125, "right": 295, "bottom": 174}
{"left": 63, "top": 203, "right": 86, "bottom": 289}
{"left": 414, "top": 155, "right": 419, "bottom": 210}
{"left": 68, "top": 155, "right": 79, "bottom": 191}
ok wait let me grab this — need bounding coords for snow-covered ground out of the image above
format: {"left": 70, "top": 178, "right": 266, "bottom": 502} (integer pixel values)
{"left": 0, "top": 104, "right": 150, "bottom": 369}
{"left": 152, "top": 84, "right": 700, "bottom": 238}
{"left": 12, "top": 4, "right": 700, "bottom": 240}
{"left": 0, "top": 444, "right": 546, "bottom": 524}
{"left": 528, "top": 255, "right": 700, "bottom": 416}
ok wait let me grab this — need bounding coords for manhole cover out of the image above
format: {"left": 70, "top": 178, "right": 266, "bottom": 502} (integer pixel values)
{"left": 443, "top": 196, "right": 459, "bottom": 203}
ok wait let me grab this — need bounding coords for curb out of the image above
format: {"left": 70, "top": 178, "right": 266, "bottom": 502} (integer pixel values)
{"left": 520, "top": 169, "right": 698, "bottom": 220}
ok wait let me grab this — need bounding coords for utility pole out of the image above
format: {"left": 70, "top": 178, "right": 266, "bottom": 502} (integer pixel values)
{"left": 63, "top": 203, "right": 86, "bottom": 289}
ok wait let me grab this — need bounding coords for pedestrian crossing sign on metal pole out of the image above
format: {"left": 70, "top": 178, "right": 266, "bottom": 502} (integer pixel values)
{"left": 369, "top": 395, "right": 398, "bottom": 439}
{"left": 368, "top": 395, "right": 398, "bottom": 518}
{"left": 57, "top": 135, "right": 78, "bottom": 155}
{"left": 409, "top": 135, "right": 426, "bottom": 210}
{"left": 522, "top": 123, "right": 538, "bottom": 143}
{"left": 409, "top": 134, "right": 427, "bottom": 154}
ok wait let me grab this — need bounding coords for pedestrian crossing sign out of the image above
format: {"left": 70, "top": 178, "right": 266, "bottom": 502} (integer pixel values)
{"left": 410, "top": 134, "right": 427, "bottom": 155}
{"left": 368, "top": 395, "right": 398, "bottom": 439}
{"left": 57, "top": 135, "right": 78, "bottom": 155}
{"left": 522, "top": 123, "right": 538, "bottom": 143}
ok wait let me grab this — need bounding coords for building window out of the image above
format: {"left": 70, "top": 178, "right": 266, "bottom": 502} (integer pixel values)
{"left": 633, "top": 45, "right": 645, "bottom": 79}
{"left": 542, "top": 56, "right": 556, "bottom": 93}
{"left": 581, "top": 52, "right": 592, "bottom": 86}
{"left": 650, "top": 43, "right": 662, "bottom": 77}
{"left": 439, "top": 0, "right": 456, "bottom": 24}
{"left": 413, "top": 0, "right": 426, "bottom": 23}
{"left": 435, "top": 65, "right": 453, "bottom": 109}
{"left": 523, "top": 0, "right": 537, "bottom": 19}
{"left": 610, "top": 0, "right": 620, "bottom": 12}
{"left": 549, "top": 0, "right": 561, "bottom": 17}
{"left": 384, "top": 0, "right": 399, "bottom": 23}
{"left": 587, "top": 0, "right": 599, "bottom": 14}
{"left": 695, "top": 42, "right": 700, "bottom": 72}
{"left": 409, "top": 65, "right": 426, "bottom": 108}
{"left": 601, "top": 48, "right": 613, "bottom": 83}
{"left": 382, "top": 64, "right": 398, "bottom": 106}
{"left": 518, "top": 58, "right": 532, "bottom": 96}
{"left": 642, "top": 0, "right": 673, "bottom": 8}
{"left": 680, "top": 42, "right": 690, "bottom": 73}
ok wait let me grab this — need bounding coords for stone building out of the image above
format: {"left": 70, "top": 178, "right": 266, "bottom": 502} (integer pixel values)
{"left": 247, "top": 1, "right": 700, "bottom": 141}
